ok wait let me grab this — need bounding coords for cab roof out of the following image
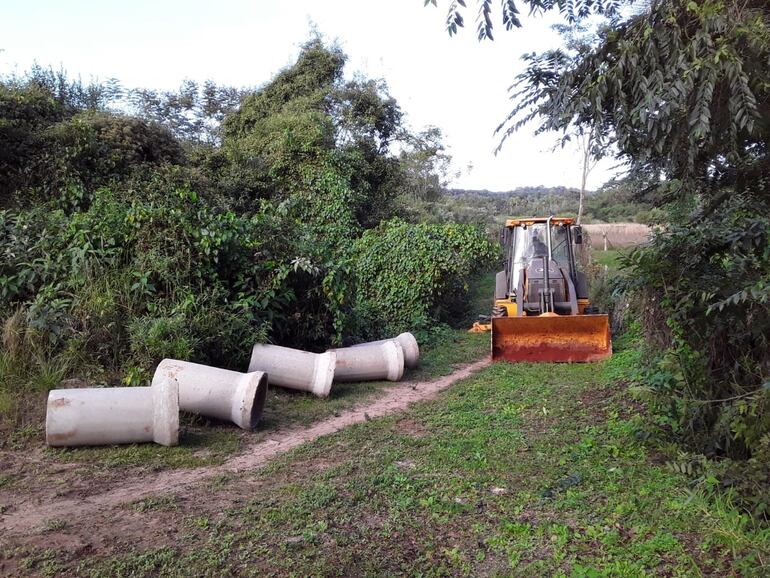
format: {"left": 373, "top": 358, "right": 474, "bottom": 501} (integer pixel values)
{"left": 504, "top": 217, "right": 575, "bottom": 228}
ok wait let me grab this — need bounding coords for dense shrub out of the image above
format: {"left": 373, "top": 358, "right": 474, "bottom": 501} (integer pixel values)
{"left": 0, "top": 191, "right": 497, "bottom": 386}
{"left": 0, "top": 81, "right": 184, "bottom": 207}
{"left": 44, "top": 112, "right": 184, "bottom": 188}
{"left": 352, "top": 219, "right": 498, "bottom": 337}
{"left": 622, "top": 198, "right": 770, "bottom": 517}
{"left": 0, "top": 84, "right": 64, "bottom": 203}
{"left": 0, "top": 188, "right": 289, "bottom": 376}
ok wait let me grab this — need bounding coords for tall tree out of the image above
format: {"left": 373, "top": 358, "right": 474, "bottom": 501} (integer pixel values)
{"left": 129, "top": 80, "right": 247, "bottom": 145}
{"left": 399, "top": 126, "right": 452, "bottom": 202}
{"left": 429, "top": 1, "right": 770, "bottom": 207}
{"left": 497, "top": 1, "right": 770, "bottom": 211}
{"left": 428, "top": 0, "right": 626, "bottom": 40}
{"left": 222, "top": 38, "right": 404, "bottom": 226}
{"left": 576, "top": 127, "right": 599, "bottom": 224}
{"left": 429, "top": 0, "right": 770, "bottom": 472}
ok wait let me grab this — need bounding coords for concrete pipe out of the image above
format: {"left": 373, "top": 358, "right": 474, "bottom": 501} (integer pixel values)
{"left": 46, "top": 378, "right": 179, "bottom": 447}
{"left": 352, "top": 332, "right": 420, "bottom": 369}
{"left": 248, "top": 345, "right": 336, "bottom": 398}
{"left": 152, "top": 359, "right": 268, "bottom": 430}
{"left": 331, "top": 340, "right": 404, "bottom": 383}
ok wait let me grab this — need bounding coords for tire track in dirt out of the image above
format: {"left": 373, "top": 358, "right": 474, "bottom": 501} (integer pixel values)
{"left": 0, "top": 358, "right": 490, "bottom": 536}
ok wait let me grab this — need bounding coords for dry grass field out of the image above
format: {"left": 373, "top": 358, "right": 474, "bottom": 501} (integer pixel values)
{"left": 583, "top": 223, "right": 651, "bottom": 249}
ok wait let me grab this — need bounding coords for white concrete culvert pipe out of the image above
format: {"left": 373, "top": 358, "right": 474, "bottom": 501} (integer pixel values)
{"left": 351, "top": 332, "right": 420, "bottom": 369}
{"left": 248, "top": 344, "right": 336, "bottom": 397}
{"left": 46, "top": 378, "right": 179, "bottom": 447}
{"left": 330, "top": 339, "right": 404, "bottom": 382}
{"left": 152, "top": 359, "right": 268, "bottom": 430}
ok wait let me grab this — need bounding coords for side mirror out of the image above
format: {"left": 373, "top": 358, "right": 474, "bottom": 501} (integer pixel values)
{"left": 573, "top": 225, "right": 583, "bottom": 245}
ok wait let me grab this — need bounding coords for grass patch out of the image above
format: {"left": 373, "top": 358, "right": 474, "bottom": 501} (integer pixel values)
{"left": 592, "top": 249, "right": 625, "bottom": 273}
{"left": 4, "top": 423, "right": 42, "bottom": 449}
{"left": 42, "top": 518, "right": 68, "bottom": 533}
{"left": 74, "top": 336, "right": 769, "bottom": 577}
{"left": 0, "top": 349, "right": 77, "bottom": 443}
{"left": 16, "top": 548, "right": 69, "bottom": 578}
{"left": 409, "top": 328, "right": 488, "bottom": 381}
{"left": 48, "top": 428, "right": 242, "bottom": 470}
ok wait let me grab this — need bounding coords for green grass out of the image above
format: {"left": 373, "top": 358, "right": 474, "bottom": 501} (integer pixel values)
{"left": 63, "top": 336, "right": 769, "bottom": 577}
{"left": 128, "top": 495, "right": 180, "bottom": 513}
{"left": 0, "top": 350, "right": 78, "bottom": 445}
{"left": 593, "top": 249, "right": 625, "bottom": 273}
{"left": 49, "top": 428, "right": 243, "bottom": 470}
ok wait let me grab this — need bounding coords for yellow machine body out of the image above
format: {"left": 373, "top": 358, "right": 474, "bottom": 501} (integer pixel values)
{"left": 491, "top": 216, "right": 612, "bottom": 363}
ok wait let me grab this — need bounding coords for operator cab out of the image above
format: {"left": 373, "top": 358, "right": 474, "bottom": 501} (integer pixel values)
{"left": 496, "top": 217, "right": 589, "bottom": 317}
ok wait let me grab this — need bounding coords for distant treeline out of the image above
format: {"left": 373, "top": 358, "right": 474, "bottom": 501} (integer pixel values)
{"left": 407, "top": 182, "right": 658, "bottom": 229}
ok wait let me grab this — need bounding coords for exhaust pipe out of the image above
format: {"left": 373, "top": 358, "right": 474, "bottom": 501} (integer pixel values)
{"left": 248, "top": 344, "right": 336, "bottom": 398}
{"left": 152, "top": 359, "right": 268, "bottom": 430}
{"left": 331, "top": 340, "right": 404, "bottom": 382}
{"left": 46, "top": 378, "right": 179, "bottom": 447}
{"left": 351, "top": 332, "right": 420, "bottom": 369}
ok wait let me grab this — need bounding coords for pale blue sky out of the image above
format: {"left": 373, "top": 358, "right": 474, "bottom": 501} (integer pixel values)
{"left": 1, "top": 0, "right": 616, "bottom": 191}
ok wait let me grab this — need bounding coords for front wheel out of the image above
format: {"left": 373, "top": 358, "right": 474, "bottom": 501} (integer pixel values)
{"left": 492, "top": 305, "right": 508, "bottom": 318}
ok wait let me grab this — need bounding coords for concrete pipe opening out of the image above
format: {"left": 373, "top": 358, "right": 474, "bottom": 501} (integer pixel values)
{"left": 46, "top": 378, "right": 180, "bottom": 447}
{"left": 248, "top": 344, "right": 336, "bottom": 398}
{"left": 152, "top": 359, "right": 268, "bottom": 430}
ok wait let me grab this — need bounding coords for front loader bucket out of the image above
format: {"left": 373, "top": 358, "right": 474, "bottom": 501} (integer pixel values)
{"left": 491, "top": 314, "right": 612, "bottom": 363}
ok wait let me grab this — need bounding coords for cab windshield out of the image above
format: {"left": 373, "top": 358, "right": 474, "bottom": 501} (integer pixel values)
{"left": 512, "top": 223, "right": 570, "bottom": 266}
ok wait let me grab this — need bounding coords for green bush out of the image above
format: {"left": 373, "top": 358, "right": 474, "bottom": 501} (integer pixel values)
{"left": 621, "top": 198, "right": 770, "bottom": 518}
{"left": 43, "top": 112, "right": 184, "bottom": 190}
{"left": 0, "top": 192, "right": 497, "bottom": 394}
{"left": 352, "top": 219, "right": 498, "bottom": 337}
{"left": 0, "top": 187, "right": 290, "bottom": 375}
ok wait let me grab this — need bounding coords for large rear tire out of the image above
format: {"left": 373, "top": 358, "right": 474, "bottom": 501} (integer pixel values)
{"left": 492, "top": 305, "right": 508, "bottom": 318}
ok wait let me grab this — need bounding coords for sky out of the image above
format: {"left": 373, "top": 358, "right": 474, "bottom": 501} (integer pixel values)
{"left": 0, "top": 0, "right": 619, "bottom": 192}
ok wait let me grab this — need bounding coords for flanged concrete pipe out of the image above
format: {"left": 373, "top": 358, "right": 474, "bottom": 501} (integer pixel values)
{"left": 352, "top": 332, "right": 420, "bottom": 369}
{"left": 152, "top": 359, "right": 268, "bottom": 430}
{"left": 248, "top": 345, "right": 336, "bottom": 398}
{"left": 46, "top": 378, "right": 179, "bottom": 447}
{"left": 331, "top": 340, "right": 405, "bottom": 382}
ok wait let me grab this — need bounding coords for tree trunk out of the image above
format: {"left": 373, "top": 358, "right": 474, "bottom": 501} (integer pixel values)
{"left": 577, "top": 129, "right": 594, "bottom": 225}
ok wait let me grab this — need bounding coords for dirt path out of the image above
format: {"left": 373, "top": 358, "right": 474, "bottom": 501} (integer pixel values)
{"left": 0, "top": 358, "right": 490, "bottom": 537}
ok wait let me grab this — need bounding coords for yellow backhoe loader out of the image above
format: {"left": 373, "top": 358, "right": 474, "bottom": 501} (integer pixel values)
{"left": 491, "top": 216, "right": 611, "bottom": 362}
